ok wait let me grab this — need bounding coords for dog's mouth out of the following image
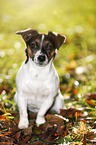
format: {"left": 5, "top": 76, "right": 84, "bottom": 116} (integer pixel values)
{"left": 38, "top": 62, "right": 47, "bottom": 66}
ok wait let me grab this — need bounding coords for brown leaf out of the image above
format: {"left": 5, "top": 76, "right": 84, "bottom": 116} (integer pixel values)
{"left": 60, "top": 108, "right": 82, "bottom": 118}
{"left": 13, "top": 117, "right": 19, "bottom": 126}
{"left": 34, "top": 143, "right": 43, "bottom": 145}
{"left": 87, "top": 131, "right": 95, "bottom": 140}
{"left": 23, "top": 126, "right": 33, "bottom": 136}
{"left": 2, "top": 120, "right": 18, "bottom": 133}
{"left": 35, "top": 114, "right": 68, "bottom": 143}
{"left": 0, "top": 115, "right": 7, "bottom": 121}
{"left": 41, "top": 126, "right": 58, "bottom": 142}
{"left": 72, "top": 89, "right": 79, "bottom": 95}
{"left": 14, "top": 130, "right": 22, "bottom": 142}
{"left": 22, "top": 134, "right": 32, "bottom": 143}
{"left": 46, "top": 114, "right": 65, "bottom": 127}
{"left": 0, "top": 85, "right": 11, "bottom": 94}
{"left": 0, "top": 136, "right": 15, "bottom": 145}
{"left": 86, "top": 99, "right": 95, "bottom": 107}
{"left": 0, "top": 142, "right": 14, "bottom": 145}
{"left": 56, "top": 125, "right": 67, "bottom": 137}
{"left": 0, "top": 131, "right": 12, "bottom": 136}
{"left": 9, "top": 110, "right": 18, "bottom": 117}
{"left": 83, "top": 134, "right": 87, "bottom": 145}
{"left": 85, "top": 93, "right": 96, "bottom": 100}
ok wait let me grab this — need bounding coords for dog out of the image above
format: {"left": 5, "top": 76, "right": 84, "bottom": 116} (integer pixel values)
{"left": 14, "top": 28, "right": 66, "bottom": 129}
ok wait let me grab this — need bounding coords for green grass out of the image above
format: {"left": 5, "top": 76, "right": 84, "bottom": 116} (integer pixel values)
{"left": 0, "top": 0, "right": 96, "bottom": 90}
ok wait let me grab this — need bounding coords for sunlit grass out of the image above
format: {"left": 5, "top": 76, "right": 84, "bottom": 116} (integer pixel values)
{"left": 0, "top": 0, "right": 96, "bottom": 101}
{"left": 0, "top": 0, "right": 96, "bottom": 100}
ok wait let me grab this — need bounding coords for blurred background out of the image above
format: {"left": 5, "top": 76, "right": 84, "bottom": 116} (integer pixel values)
{"left": 0, "top": 0, "right": 96, "bottom": 97}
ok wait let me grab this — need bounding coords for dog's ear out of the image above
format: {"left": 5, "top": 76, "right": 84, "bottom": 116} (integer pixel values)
{"left": 16, "top": 28, "right": 39, "bottom": 43}
{"left": 48, "top": 32, "right": 66, "bottom": 50}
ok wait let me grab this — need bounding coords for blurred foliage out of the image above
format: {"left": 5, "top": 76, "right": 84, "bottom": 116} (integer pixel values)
{"left": 0, "top": 0, "right": 96, "bottom": 93}
{"left": 0, "top": 0, "right": 96, "bottom": 144}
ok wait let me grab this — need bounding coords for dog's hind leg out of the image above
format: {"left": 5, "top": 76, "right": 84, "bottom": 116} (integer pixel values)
{"left": 51, "top": 90, "right": 64, "bottom": 113}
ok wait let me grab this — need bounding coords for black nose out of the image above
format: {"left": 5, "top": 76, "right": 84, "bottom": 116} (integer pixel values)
{"left": 38, "top": 55, "right": 46, "bottom": 62}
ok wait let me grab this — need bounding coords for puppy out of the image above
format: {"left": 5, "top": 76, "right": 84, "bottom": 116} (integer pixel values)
{"left": 14, "top": 28, "right": 66, "bottom": 129}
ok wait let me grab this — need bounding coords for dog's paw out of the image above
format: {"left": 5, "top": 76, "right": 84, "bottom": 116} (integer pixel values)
{"left": 36, "top": 116, "right": 46, "bottom": 125}
{"left": 18, "top": 118, "right": 29, "bottom": 129}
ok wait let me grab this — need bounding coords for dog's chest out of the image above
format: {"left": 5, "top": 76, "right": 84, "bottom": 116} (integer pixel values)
{"left": 21, "top": 63, "right": 56, "bottom": 96}
{"left": 25, "top": 74, "right": 49, "bottom": 95}
{"left": 16, "top": 61, "right": 59, "bottom": 112}
{"left": 24, "top": 70, "right": 55, "bottom": 112}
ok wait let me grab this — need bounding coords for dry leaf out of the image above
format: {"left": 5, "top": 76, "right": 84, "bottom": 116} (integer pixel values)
{"left": 60, "top": 108, "right": 82, "bottom": 118}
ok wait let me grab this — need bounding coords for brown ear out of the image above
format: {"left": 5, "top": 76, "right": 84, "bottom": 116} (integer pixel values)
{"left": 48, "top": 32, "right": 66, "bottom": 50}
{"left": 16, "top": 28, "right": 39, "bottom": 43}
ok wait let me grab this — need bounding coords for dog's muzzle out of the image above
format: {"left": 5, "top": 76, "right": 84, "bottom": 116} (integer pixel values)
{"left": 33, "top": 51, "right": 48, "bottom": 66}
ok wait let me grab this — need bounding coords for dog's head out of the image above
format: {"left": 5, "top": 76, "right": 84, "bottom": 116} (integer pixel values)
{"left": 16, "top": 28, "right": 66, "bottom": 66}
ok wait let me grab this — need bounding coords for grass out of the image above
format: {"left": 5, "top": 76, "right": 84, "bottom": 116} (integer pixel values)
{"left": 0, "top": 0, "right": 96, "bottom": 144}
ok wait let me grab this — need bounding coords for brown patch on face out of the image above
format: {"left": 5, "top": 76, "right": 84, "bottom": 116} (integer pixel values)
{"left": 34, "top": 39, "right": 41, "bottom": 44}
{"left": 49, "top": 50, "right": 55, "bottom": 60}
{"left": 44, "top": 40, "right": 50, "bottom": 45}
{"left": 43, "top": 40, "right": 56, "bottom": 61}
{"left": 27, "top": 46, "right": 34, "bottom": 58}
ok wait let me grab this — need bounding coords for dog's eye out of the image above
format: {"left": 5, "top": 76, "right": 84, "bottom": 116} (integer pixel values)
{"left": 30, "top": 42, "right": 36, "bottom": 49}
{"left": 47, "top": 44, "right": 53, "bottom": 51}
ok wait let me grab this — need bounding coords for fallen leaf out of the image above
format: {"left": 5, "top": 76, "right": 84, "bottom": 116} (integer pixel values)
{"left": 0, "top": 85, "right": 11, "bottom": 94}
{"left": 87, "top": 131, "right": 95, "bottom": 140}
{"left": 83, "top": 134, "right": 87, "bottom": 145}
{"left": 60, "top": 108, "right": 82, "bottom": 118}
{"left": 84, "top": 93, "right": 96, "bottom": 107}
{"left": 46, "top": 114, "right": 65, "bottom": 127}
{"left": 85, "top": 93, "right": 96, "bottom": 100}
{"left": 0, "top": 115, "right": 7, "bottom": 121}
{"left": 34, "top": 143, "right": 43, "bottom": 145}
{"left": 73, "top": 89, "right": 79, "bottom": 95}
{"left": 86, "top": 99, "right": 96, "bottom": 107}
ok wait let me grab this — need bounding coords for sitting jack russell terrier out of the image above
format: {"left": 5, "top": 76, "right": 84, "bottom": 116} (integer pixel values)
{"left": 14, "top": 28, "right": 66, "bottom": 129}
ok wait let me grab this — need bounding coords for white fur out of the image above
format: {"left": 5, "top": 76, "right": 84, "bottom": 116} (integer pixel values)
{"left": 40, "top": 34, "right": 45, "bottom": 49}
{"left": 14, "top": 57, "right": 64, "bottom": 129}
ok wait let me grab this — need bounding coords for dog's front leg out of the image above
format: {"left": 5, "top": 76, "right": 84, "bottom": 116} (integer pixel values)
{"left": 17, "top": 96, "right": 29, "bottom": 129}
{"left": 36, "top": 97, "right": 54, "bottom": 125}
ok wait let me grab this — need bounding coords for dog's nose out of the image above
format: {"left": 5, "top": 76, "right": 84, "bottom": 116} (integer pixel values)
{"left": 38, "top": 55, "right": 46, "bottom": 62}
